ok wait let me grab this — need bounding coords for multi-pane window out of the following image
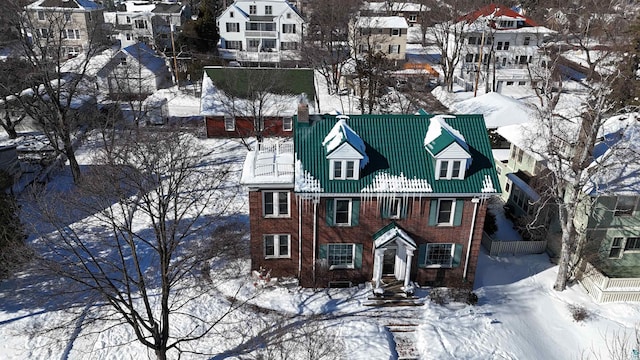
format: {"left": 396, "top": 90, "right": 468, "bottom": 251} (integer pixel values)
{"left": 263, "top": 39, "right": 276, "bottom": 50}
{"left": 391, "top": 28, "right": 400, "bottom": 36}
{"left": 64, "top": 12, "right": 71, "bottom": 21}
{"left": 281, "top": 42, "right": 298, "bottom": 50}
{"left": 389, "top": 198, "right": 401, "bottom": 219}
{"left": 389, "top": 44, "right": 400, "bottom": 54}
{"left": 39, "top": 28, "right": 49, "bottom": 38}
{"left": 437, "top": 160, "right": 463, "bottom": 179}
{"left": 37, "top": 11, "right": 45, "bottom": 21}
{"left": 610, "top": 237, "right": 623, "bottom": 258}
{"left": 615, "top": 196, "right": 637, "bottom": 216}
{"left": 523, "top": 37, "right": 530, "bottom": 45}
{"left": 226, "top": 22, "right": 239, "bottom": 32}
{"left": 134, "top": 19, "right": 147, "bottom": 29}
{"left": 63, "top": 29, "right": 80, "bottom": 39}
{"left": 248, "top": 39, "right": 260, "bottom": 49}
{"left": 224, "top": 115, "right": 235, "bottom": 131}
{"left": 226, "top": 40, "right": 242, "bottom": 50}
{"left": 625, "top": 237, "right": 640, "bottom": 251}
{"left": 328, "top": 244, "right": 354, "bottom": 268}
{"left": 468, "top": 37, "right": 478, "bottom": 45}
{"left": 265, "top": 5, "right": 272, "bottom": 14}
{"left": 283, "top": 117, "right": 293, "bottom": 131}
{"left": 264, "top": 191, "right": 290, "bottom": 217}
{"left": 332, "top": 160, "right": 357, "bottom": 180}
{"left": 408, "top": 14, "right": 417, "bottom": 22}
{"left": 334, "top": 199, "right": 351, "bottom": 225}
{"left": 425, "top": 243, "right": 454, "bottom": 267}
{"left": 282, "top": 24, "right": 296, "bottom": 34}
{"left": 437, "top": 199, "right": 454, "bottom": 225}
{"left": 119, "top": 56, "right": 127, "bottom": 66}
{"left": 264, "top": 234, "right": 290, "bottom": 258}
{"left": 249, "top": 5, "right": 257, "bottom": 14}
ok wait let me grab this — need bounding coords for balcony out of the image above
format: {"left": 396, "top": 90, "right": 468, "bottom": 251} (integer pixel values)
{"left": 237, "top": 50, "right": 281, "bottom": 63}
{"left": 245, "top": 30, "right": 277, "bottom": 38}
{"left": 240, "top": 141, "right": 294, "bottom": 186}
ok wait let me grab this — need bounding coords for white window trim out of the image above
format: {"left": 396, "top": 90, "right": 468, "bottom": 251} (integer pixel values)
{"left": 263, "top": 191, "right": 290, "bottom": 218}
{"left": 224, "top": 115, "right": 235, "bottom": 131}
{"left": 330, "top": 160, "right": 358, "bottom": 180}
{"left": 424, "top": 243, "right": 455, "bottom": 268}
{"left": 436, "top": 199, "right": 456, "bottom": 226}
{"left": 333, "top": 199, "right": 352, "bottom": 226}
{"left": 264, "top": 234, "right": 291, "bottom": 259}
{"left": 283, "top": 116, "right": 293, "bottom": 131}
{"left": 436, "top": 159, "right": 464, "bottom": 180}
{"left": 328, "top": 243, "right": 355, "bottom": 269}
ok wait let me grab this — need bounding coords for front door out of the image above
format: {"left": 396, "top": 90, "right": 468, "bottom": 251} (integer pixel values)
{"left": 382, "top": 248, "right": 396, "bottom": 275}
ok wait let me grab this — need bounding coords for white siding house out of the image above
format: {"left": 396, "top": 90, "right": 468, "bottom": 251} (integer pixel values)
{"left": 217, "top": 0, "right": 304, "bottom": 65}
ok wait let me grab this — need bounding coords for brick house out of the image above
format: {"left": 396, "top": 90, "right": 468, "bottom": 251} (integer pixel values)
{"left": 240, "top": 110, "right": 500, "bottom": 292}
{"left": 201, "top": 66, "right": 316, "bottom": 138}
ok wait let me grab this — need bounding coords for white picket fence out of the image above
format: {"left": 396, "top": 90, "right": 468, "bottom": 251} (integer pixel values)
{"left": 579, "top": 262, "right": 640, "bottom": 303}
{"left": 481, "top": 232, "right": 547, "bottom": 256}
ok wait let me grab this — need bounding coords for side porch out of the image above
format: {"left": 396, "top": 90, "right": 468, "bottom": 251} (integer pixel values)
{"left": 579, "top": 262, "right": 640, "bottom": 303}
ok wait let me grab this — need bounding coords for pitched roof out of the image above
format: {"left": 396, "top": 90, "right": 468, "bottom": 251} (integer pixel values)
{"left": 458, "top": 3, "right": 538, "bottom": 27}
{"left": 295, "top": 114, "right": 500, "bottom": 195}
{"left": 152, "top": 3, "right": 183, "bottom": 14}
{"left": 121, "top": 43, "right": 167, "bottom": 73}
{"left": 424, "top": 115, "right": 470, "bottom": 156}
{"left": 30, "top": 0, "right": 102, "bottom": 10}
{"left": 355, "top": 16, "right": 409, "bottom": 29}
{"left": 322, "top": 117, "right": 369, "bottom": 163}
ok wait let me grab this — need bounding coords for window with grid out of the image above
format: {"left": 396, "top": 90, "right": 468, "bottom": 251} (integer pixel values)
{"left": 283, "top": 24, "right": 296, "bottom": 34}
{"left": 38, "top": 11, "right": 45, "bottom": 21}
{"left": 226, "top": 22, "right": 239, "bottom": 32}
{"left": 281, "top": 42, "right": 298, "bottom": 50}
{"left": 389, "top": 198, "right": 401, "bottom": 219}
{"left": 334, "top": 199, "right": 351, "bottom": 225}
{"left": 283, "top": 117, "right": 293, "bottom": 131}
{"left": 625, "top": 237, "right": 640, "bottom": 251}
{"left": 264, "top": 234, "right": 290, "bottom": 258}
{"left": 265, "top": 5, "right": 272, "bottom": 14}
{"left": 249, "top": 5, "right": 257, "bottom": 14}
{"left": 224, "top": 115, "right": 235, "bottom": 131}
{"left": 328, "top": 244, "right": 354, "bottom": 268}
{"left": 609, "top": 237, "right": 623, "bottom": 258}
{"left": 437, "top": 199, "right": 454, "bottom": 224}
{"left": 426, "top": 243, "right": 454, "bottom": 267}
{"left": 389, "top": 44, "right": 400, "bottom": 54}
{"left": 134, "top": 19, "right": 147, "bottom": 29}
{"left": 264, "top": 191, "right": 290, "bottom": 217}
{"left": 226, "top": 41, "right": 242, "bottom": 50}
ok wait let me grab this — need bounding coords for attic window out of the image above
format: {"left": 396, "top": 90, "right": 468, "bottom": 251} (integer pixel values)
{"left": 436, "top": 160, "right": 464, "bottom": 180}
{"left": 230, "top": 11, "right": 234, "bottom": 18}
{"left": 224, "top": 115, "right": 235, "bottom": 131}
{"left": 331, "top": 160, "right": 357, "bottom": 180}
{"left": 119, "top": 57, "right": 127, "bottom": 66}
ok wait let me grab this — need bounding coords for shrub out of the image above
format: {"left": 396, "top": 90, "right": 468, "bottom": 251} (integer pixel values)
{"left": 568, "top": 304, "right": 590, "bottom": 322}
{"left": 429, "top": 288, "right": 448, "bottom": 305}
{"left": 484, "top": 209, "right": 498, "bottom": 235}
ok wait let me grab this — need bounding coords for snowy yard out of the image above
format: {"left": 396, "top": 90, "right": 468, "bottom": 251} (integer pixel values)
{"left": 1, "top": 132, "right": 640, "bottom": 359}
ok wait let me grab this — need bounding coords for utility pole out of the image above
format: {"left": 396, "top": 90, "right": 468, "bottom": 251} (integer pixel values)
{"left": 170, "top": 24, "right": 179, "bottom": 87}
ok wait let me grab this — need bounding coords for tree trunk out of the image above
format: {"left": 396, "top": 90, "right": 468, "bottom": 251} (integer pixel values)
{"left": 63, "top": 138, "right": 82, "bottom": 183}
{"left": 553, "top": 230, "right": 573, "bottom": 291}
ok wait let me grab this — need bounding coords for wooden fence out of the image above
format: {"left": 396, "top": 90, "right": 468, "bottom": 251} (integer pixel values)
{"left": 481, "top": 232, "right": 547, "bottom": 256}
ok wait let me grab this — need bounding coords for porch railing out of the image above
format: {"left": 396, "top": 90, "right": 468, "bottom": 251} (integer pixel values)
{"left": 579, "top": 262, "right": 640, "bottom": 303}
{"left": 253, "top": 142, "right": 294, "bottom": 178}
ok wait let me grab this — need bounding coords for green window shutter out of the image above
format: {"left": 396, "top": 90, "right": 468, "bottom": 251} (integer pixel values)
{"left": 351, "top": 199, "right": 360, "bottom": 226}
{"left": 354, "top": 244, "right": 363, "bottom": 268}
{"left": 452, "top": 244, "right": 463, "bottom": 267}
{"left": 319, "top": 244, "right": 328, "bottom": 259}
{"left": 428, "top": 199, "right": 438, "bottom": 226}
{"left": 453, "top": 199, "right": 464, "bottom": 226}
{"left": 326, "top": 198, "right": 334, "bottom": 226}
{"left": 417, "top": 244, "right": 428, "bottom": 268}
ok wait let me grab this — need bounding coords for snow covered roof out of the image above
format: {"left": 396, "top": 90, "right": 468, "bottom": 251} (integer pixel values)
{"left": 322, "top": 117, "right": 369, "bottom": 167}
{"left": 120, "top": 43, "right": 168, "bottom": 74}
{"left": 355, "top": 16, "right": 409, "bottom": 29}
{"left": 200, "top": 67, "right": 316, "bottom": 117}
{"left": 27, "top": 0, "right": 103, "bottom": 10}
{"left": 424, "top": 115, "right": 470, "bottom": 156}
{"left": 451, "top": 92, "right": 534, "bottom": 129}
{"left": 372, "top": 222, "right": 416, "bottom": 250}
{"left": 458, "top": 3, "right": 536, "bottom": 26}
{"left": 361, "top": 1, "right": 426, "bottom": 13}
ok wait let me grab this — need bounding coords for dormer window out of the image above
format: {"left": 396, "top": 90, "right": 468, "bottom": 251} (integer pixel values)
{"left": 331, "top": 160, "right": 358, "bottom": 180}
{"left": 437, "top": 159, "right": 464, "bottom": 180}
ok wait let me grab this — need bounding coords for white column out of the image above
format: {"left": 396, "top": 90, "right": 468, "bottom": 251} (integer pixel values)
{"left": 373, "top": 249, "right": 385, "bottom": 292}
{"left": 403, "top": 249, "right": 414, "bottom": 289}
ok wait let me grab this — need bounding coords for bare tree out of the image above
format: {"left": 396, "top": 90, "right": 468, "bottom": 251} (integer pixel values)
{"left": 32, "top": 129, "right": 246, "bottom": 359}
{"left": 302, "top": 0, "right": 362, "bottom": 95}
{"left": 7, "top": 0, "right": 108, "bottom": 183}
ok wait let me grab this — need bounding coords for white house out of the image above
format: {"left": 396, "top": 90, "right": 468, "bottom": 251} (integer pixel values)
{"left": 454, "top": 4, "right": 555, "bottom": 92}
{"left": 97, "top": 43, "right": 172, "bottom": 99}
{"left": 349, "top": 16, "right": 409, "bottom": 62}
{"left": 217, "top": 0, "right": 304, "bottom": 65}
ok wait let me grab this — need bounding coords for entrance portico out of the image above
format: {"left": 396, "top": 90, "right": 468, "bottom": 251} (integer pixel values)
{"left": 372, "top": 222, "right": 417, "bottom": 294}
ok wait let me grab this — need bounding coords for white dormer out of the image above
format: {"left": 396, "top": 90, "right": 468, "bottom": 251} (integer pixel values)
{"left": 322, "top": 117, "right": 369, "bottom": 180}
{"left": 424, "top": 115, "right": 472, "bottom": 180}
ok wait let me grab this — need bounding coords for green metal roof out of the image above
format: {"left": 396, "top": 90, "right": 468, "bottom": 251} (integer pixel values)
{"left": 204, "top": 67, "right": 316, "bottom": 103}
{"left": 294, "top": 114, "right": 501, "bottom": 195}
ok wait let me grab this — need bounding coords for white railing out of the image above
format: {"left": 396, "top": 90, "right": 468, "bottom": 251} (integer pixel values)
{"left": 580, "top": 262, "right": 640, "bottom": 303}
{"left": 245, "top": 31, "right": 277, "bottom": 38}
{"left": 236, "top": 51, "right": 281, "bottom": 63}
{"left": 481, "top": 232, "right": 547, "bottom": 256}
{"left": 253, "top": 142, "right": 294, "bottom": 178}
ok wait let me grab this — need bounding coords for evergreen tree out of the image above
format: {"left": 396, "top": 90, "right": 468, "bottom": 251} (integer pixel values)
{"left": 0, "top": 171, "right": 27, "bottom": 278}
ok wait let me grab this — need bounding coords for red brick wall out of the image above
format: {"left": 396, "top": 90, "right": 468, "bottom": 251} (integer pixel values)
{"left": 205, "top": 116, "right": 293, "bottom": 138}
{"left": 249, "top": 191, "right": 488, "bottom": 289}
